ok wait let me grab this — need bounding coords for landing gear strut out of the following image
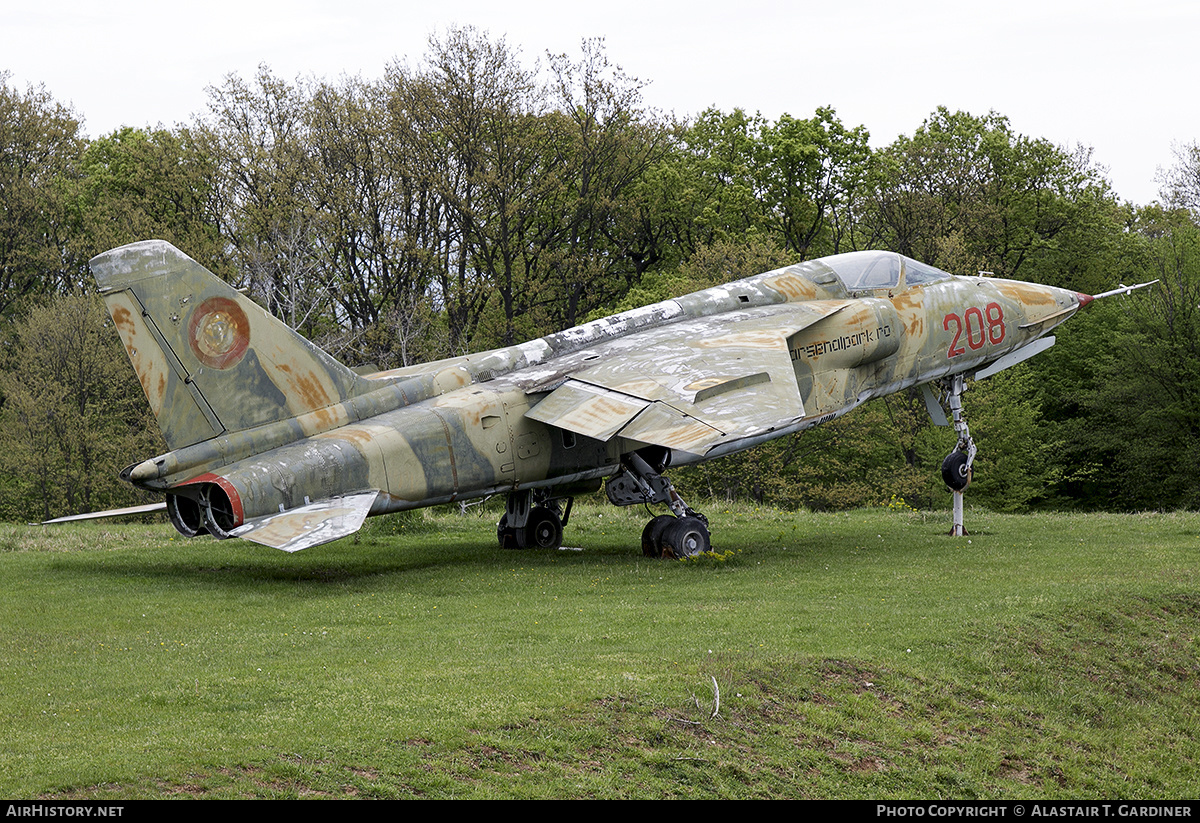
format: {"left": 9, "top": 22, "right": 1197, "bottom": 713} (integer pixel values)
{"left": 497, "top": 489, "right": 571, "bottom": 550}
{"left": 939, "top": 374, "right": 975, "bottom": 536}
{"left": 608, "top": 449, "right": 710, "bottom": 559}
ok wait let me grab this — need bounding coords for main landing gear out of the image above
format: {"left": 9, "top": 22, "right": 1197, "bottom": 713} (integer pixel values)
{"left": 496, "top": 489, "right": 573, "bottom": 551}
{"left": 607, "top": 449, "right": 711, "bottom": 559}
{"left": 495, "top": 449, "right": 710, "bottom": 558}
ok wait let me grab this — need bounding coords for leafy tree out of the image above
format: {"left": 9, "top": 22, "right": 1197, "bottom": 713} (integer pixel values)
{"left": 196, "top": 66, "right": 318, "bottom": 324}
{"left": 411, "top": 27, "right": 534, "bottom": 353}
{"left": 417, "top": 30, "right": 671, "bottom": 349}
{"left": 642, "top": 106, "right": 872, "bottom": 270}
{"left": 645, "top": 108, "right": 767, "bottom": 259}
{"left": 754, "top": 107, "right": 871, "bottom": 258}
{"left": 74, "top": 126, "right": 224, "bottom": 269}
{"left": 0, "top": 74, "right": 85, "bottom": 322}
{"left": 1088, "top": 210, "right": 1198, "bottom": 508}
{"left": 1157, "top": 140, "right": 1200, "bottom": 215}
{"left": 539, "top": 39, "right": 671, "bottom": 331}
{"left": 1030, "top": 202, "right": 1200, "bottom": 510}
{"left": 0, "top": 293, "right": 162, "bottom": 520}
{"left": 866, "top": 108, "right": 1119, "bottom": 290}
{"left": 306, "top": 75, "right": 434, "bottom": 357}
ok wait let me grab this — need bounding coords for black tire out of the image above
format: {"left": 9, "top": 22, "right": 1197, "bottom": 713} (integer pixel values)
{"left": 525, "top": 506, "right": 564, "bottom": 550}
{"left": 942, "top": 451, "right": 972, "bottom": 491}
{"left": 661, "top": 516, "right": 711, "bottom": 559}
{"left": 641, "top": 515, "right": 675, "bottom": 557}
{"left": 497, "top": 514, "right": 520, "bottom": 550}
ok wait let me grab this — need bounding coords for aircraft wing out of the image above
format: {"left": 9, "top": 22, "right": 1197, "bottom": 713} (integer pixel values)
{"left": 525, "top": 302, "right": 845, "bottom": 455}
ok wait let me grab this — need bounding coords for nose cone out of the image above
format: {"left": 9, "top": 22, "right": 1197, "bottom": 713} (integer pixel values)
{"left": 1003, "top": 282, "right": 1090, "bottom": 333}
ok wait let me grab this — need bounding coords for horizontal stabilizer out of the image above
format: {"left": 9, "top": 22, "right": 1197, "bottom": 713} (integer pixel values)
{"left": 42, "top": 502, "right": 168, "bottom": 524}
{"left": 230, "top": 492, "right": 379, "bottom": 553}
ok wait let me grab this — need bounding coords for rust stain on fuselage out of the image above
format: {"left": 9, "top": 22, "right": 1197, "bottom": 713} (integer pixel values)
{"left": 693, "top": 329, "right": 787, "bottom": 350}
{"left": 111, "top": 305, "right": 134, "bottom": 335}
{"left": 274, "top": 363, "right": 336, "bottom": 422}
{"left": 763, "top": 271, "right": 821, "bottom": 301}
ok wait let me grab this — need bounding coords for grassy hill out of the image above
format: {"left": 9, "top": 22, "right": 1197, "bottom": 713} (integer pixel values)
{"left": 2, "top": 503, "right": 1197, "bottom": 798}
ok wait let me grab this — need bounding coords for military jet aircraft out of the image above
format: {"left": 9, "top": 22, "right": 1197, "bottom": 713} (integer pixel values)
{"left": 85, "top": 240, "right": 1143, "bottom": 557}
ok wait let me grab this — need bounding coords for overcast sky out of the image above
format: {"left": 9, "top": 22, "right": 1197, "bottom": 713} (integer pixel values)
{"left": 7, "top": 0, "right": 1197, "bottom": 206}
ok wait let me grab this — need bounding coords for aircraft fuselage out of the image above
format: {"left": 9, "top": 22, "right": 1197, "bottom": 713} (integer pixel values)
{"left": 92, "top": 243, "right": 1088, "bottom": 552}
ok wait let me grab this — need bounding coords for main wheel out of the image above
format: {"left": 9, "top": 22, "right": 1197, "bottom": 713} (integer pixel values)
{"left": 497, "top": 514, "right": 520, "bottom": 549}
{"left": 525, "top": 506, "right": 564, "bottom": 550}
{"left": 661, "top": 516, "right": 711, "bottom": 559}
{"left": 941, "top": 451, "right": 972, "bottom": 491}
{"left": 641, "top": 515, "right": 675, "bottom": 557}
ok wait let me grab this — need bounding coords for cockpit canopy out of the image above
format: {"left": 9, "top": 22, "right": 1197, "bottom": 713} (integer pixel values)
{"left": 820, "top": 251, "right": 953, "bottom": 291}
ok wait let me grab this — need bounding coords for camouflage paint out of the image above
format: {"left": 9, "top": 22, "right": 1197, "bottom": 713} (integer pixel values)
{"left": 91, "top": 241, "right": 1088, "bottom": 550}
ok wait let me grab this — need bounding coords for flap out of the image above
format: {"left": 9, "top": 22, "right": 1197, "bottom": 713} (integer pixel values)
{"left": 522, "top": 302, "right": 846, "bottom": 455}
{"left": 525, "top": 381, "right": 649, "bottom": 440}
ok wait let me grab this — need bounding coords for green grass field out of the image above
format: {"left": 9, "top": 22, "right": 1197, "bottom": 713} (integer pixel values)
{"left": 1, "top": 502, "right": 1198, "bottom": 798}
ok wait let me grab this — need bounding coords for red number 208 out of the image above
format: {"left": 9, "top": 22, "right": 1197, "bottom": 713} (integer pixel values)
{"left": 943, "top": 302, "right": 1005, "bottom": 357}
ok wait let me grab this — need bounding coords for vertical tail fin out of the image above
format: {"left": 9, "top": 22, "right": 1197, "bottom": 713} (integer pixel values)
{"left": 92, "top": 240, "right": 373, "bottom": 450}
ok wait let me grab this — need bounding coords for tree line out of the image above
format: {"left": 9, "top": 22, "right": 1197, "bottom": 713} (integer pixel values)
{"left": 1, "top": 27, "right": 1198, "bottom": 521}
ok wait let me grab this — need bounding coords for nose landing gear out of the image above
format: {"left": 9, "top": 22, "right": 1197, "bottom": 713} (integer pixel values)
{"left": 938, "top": 374, "right": 975, "bottom": 536}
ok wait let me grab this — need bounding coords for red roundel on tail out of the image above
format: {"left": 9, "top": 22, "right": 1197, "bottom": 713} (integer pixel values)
{"left": 188, "top": 296, "right": 250, "bottom": 369}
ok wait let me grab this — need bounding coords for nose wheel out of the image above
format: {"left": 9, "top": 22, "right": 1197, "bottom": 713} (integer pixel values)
{"left": 941, "top": 449, "right": 972, "bottom": 492}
